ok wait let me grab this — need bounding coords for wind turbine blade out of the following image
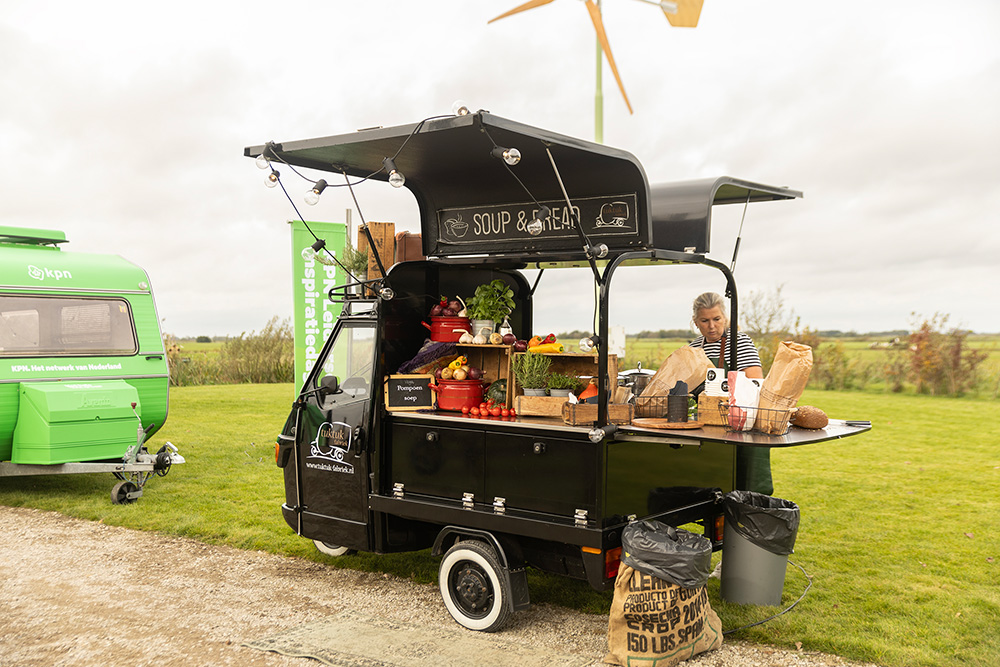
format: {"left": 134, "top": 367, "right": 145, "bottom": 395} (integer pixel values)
{"left": 488, "top": 0, "right": 556, "bottom": 24}
{"left": 664, "top": 0, "right": 704, "bottom": 28}
{"left": 584, "top": 0, "right": 633, "bottom": 114}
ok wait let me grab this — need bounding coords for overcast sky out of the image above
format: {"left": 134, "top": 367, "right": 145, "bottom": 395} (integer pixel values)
{"left": 3, "top": 0, "right": 998, "bottom": 337}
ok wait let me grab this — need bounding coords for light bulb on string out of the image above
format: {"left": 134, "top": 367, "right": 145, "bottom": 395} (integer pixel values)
{"left": 265, "top": 170, "right": 280, "bottom": 188}
{"left": 586, "top": 243, "right": 609, "bottom": 259}
{"left": 527, "top": 205, "right": 549, "bottom": 236}
{"left": 255, "top": 154, "right": 270, "bottom": 169}
{"left": 305, "top": 179, "right": 328, "bottom": 206}
{"left": 383, "top": 157, "right": 405, "bottom": 188}
{"left": 491, "top": 146, "right": 521, "bottom": 166}
{"left": 301, "top": 239, "right": 335, "bottom": 266}
{"left": 579, "top": 335, "right": 600, "bottom": 353}
{"left": 452, "top": 100, "right": 470, "bottom": 116}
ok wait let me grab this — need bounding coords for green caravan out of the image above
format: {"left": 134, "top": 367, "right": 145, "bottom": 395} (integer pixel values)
{"left": 0, "top": 226, "right": 182, "bottom": 503}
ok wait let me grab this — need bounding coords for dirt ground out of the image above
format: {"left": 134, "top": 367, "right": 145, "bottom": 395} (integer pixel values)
{"left": 0, "top": 506, "right": 880, "bottom": 667}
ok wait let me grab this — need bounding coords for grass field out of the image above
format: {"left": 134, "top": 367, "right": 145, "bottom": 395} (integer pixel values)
{"left": 623, "top": 336, "right": 1000, "bottom": 398}
{"left": 1, "top": 384, "right": 998, "bottom": 666}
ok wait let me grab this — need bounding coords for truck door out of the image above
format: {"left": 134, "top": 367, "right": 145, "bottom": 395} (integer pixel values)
{"left": 288, "top": 320, "right": 376, "bottom": 552}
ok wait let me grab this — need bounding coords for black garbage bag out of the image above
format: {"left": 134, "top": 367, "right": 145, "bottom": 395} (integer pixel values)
{"left": 723, "top": 490, "right": 799, "bottom": 556}
{"left": 621, "top": 520, "right": 713, "bottom": 588}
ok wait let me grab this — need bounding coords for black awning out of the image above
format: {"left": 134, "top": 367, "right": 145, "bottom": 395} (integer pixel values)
{"left": 246, "top": 112, "right": 652, "bottom": 260}
{"left": 649, "top": 177, "right": 803, "bottom": 254}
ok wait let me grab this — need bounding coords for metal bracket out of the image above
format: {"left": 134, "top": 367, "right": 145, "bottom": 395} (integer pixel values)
{"left": 392, "top": 483, "right": 405, "bottom": 499}
{"left": 462, "top": 492, "right": 475, "bottom": 510}
{"left": 493, "top": 497, "right": 506, "bottom": 515}
{"left": 575, "top": 509, "right": 589, "bottom": 527}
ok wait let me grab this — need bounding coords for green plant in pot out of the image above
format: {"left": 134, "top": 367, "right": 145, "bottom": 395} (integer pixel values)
{"left": 512, "top": 351, "right": 551, "bottom": 396}
{"left": 466, "top": 279, "right": 515, "bottom": 332}
{"left": 547, "top": 373, "right": 581, "bottom": 397}
{"left": 341, "top": 235, "right": 368, "bottom": 290}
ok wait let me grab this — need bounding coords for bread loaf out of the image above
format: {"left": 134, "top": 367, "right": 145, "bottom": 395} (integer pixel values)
{"left": 791, "top": 405, "right": 828, "bottom": 429}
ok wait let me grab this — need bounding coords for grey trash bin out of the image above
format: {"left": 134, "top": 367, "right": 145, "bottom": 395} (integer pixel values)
{"left": 720, "top": 490, "right": 800, "bottom": 606}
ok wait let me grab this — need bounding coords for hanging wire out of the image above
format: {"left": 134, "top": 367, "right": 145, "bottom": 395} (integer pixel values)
{"left": 271, "top": 170, "right": 363, "bottom": 284}
{"left": 260, "top": 114, "right": 454, "bottom": 189}
{"left": 721, "top": 559, "right": 813, "bottom": 636}
{"left": 480, "top": 126, "right": 546, "bottom": 209}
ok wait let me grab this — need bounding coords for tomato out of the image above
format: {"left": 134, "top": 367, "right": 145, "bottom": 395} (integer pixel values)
{"left": 461, "top": 406, "right": 470, "bottom": 415}
{"left": 470, "top": 407, "right": 480, "bottom": 416}
{"left": 501, "top": 408, "right": 509, "bottom": 417}
{"left": 490, "top": 407, "right": 502, "bottom": 417}
{"left": 508, "top": 408, "right": 517, "bottom": 417}
{"left": 479, "top": 402, "right": 487, "bottom": 410}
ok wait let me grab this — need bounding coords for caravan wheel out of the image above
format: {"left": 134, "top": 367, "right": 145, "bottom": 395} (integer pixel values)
{"left": 313, "top": 540, "right": 354, "bottom": 557}
{"left": 111, "top": 481, "right": 140, "bottom": 505}
{"left": 439, "top": 540, "right": 512, "bottom": 632}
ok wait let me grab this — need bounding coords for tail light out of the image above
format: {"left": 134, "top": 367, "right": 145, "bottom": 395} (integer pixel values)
{"left": 605, "top": 546, "right": 622, "bottom": 580}
{"left": 714, "top": 514, "right": 725, "bottom": 543}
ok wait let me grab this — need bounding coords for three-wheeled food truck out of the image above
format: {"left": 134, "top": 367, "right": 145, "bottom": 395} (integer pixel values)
{"left": 0, "top": 226, "right": 183, "bottom": 503}
{"left": 246, "top": 112, "right": 869, "bottom": 631}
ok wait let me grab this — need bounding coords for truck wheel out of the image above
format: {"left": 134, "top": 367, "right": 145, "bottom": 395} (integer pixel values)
{"left": 313, "top": 540, "right": 354, "bottom": 557}
{"left": 111, "top": 481, "right": 140, "bottom": 505}
{"left": 439, "top": 540, "right": 512, "bottom": 632}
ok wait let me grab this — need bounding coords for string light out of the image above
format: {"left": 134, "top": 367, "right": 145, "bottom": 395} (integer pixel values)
{"left": 491, "top": 146, "right": 521, "bottom": 166}
{"left": 301, "top": 239, "right": 335, "bottom": 266}
{"left": 305, "top": 179, "right": 328, "bottom": 206}
{"left": 527, "top": 205, "right": 549, "bottom": 236}
{"left": 383, "top": 157, "right": 405, "bottom": 188}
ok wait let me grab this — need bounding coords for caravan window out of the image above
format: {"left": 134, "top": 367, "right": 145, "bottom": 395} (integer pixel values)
{"left": 0, "top": 295, "right": 138, "bottom": 357}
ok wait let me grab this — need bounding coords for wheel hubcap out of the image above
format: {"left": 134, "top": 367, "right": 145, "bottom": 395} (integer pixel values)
{"left": 453, "top": 563, "right": 492, "bottom": 616}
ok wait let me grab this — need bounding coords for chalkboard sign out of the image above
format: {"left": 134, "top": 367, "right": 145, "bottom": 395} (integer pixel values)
{"left": 384, "top": 374, "right": 435, "bottom": 411}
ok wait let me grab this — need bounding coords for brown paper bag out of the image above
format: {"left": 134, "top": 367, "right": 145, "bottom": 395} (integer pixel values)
{"left": 640, "top": 346, "right": 713, "bottom": 397}
{"left": 605, "top": 564, "right": 723, "bottom": 667}
{"left": 757, "top": 341, "right": 813, "bottom": 434}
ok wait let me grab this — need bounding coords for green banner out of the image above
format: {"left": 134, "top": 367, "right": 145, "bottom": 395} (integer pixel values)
{"left": 289, "top": 220, "right": 346, "bottom": 391}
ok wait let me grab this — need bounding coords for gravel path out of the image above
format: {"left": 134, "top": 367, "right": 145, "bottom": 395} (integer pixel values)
{"left": 0, "top": 506, "right": 881, "bottom": 667}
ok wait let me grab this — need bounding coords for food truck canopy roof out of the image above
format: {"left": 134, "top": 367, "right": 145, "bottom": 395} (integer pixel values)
{"left": 245, "top": 113, "right": 801, "bottom": 261}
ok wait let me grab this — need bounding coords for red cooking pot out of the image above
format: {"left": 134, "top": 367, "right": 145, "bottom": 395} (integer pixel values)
{"left": 430, "top": 379, "right": 484, "bottom": 411}
{"left": 421, "top": 316, "right": 471, "bottom": 342}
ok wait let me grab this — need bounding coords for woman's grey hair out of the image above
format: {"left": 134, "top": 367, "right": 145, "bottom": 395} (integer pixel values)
{"left": 692, "top": 292, "right": 729, "bottom": 327}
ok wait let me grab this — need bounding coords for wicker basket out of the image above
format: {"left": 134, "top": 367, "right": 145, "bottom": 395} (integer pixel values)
{"left": 717, "top": 403, "right": 793, "bottom": 436}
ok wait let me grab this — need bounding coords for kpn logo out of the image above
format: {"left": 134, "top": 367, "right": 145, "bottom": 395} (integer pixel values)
{"left": 27, "top": 265, "right": 72, "bottom": 281}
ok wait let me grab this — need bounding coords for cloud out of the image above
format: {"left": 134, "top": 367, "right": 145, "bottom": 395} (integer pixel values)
{"left": 3, "top": 0, "right": 999, "bottom": 336}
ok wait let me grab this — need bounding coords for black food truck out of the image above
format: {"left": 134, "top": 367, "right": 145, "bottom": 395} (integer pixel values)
{"left": 245, "top": 112, "right": 869, "bottom": 632}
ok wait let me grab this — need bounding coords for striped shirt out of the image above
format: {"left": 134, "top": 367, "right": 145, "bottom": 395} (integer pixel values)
{"left": 689, "top": 332, "right": 762, "bottom": 371}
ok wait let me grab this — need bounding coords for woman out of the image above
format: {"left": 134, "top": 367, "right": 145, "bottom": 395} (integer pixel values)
{"left": 689, "top": 292, "right": 771, "bottom": 495}
{"left": 689, "top": 292, "right": 762, "bottom": 379}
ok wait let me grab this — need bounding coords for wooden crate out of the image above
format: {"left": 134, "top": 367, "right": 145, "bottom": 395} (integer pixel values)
{"left": 356, "top": 222, "right": 395, "bottom": 292}
{"left": 458, "top": 344, "right": 512, "bottom": 408}
{"left": 562, "top": 402, "right": 634, "bottom": 426}
{"left": 514, "top": 395, "right": 567, "bottom": 417}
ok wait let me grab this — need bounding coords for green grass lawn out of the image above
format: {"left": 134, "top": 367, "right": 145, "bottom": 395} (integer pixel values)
{"left": 1, "top": 384, "right": 998, "bottom": 666}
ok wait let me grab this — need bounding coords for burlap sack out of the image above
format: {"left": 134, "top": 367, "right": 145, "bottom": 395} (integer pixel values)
{"left": 605, "top": 564, "right": 723, "bottom": 667}
{"left": 757, "top": 342, "right": 813, "bottom": 434}
{"left": 640, "top": 346, "right": 713, "bottom": 398}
